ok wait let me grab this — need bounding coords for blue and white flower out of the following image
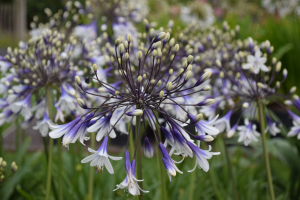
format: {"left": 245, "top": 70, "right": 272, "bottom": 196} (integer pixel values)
{"left": 242, "top": 50, "right": 269, "bottom": 74}
{"left": 237, "top": 119, "right": 260, "bottom": 146}
{"left": 81, "top": 136, "right": 122, "bottom": 174}
{"left": 265, "top": 115, "right": 280, "bottom": 136}
{"left": 33, "top": 112, "right": 50, "bottom": 137}
{"left": 87, "top": 114, "right": 116, "bottom": 141}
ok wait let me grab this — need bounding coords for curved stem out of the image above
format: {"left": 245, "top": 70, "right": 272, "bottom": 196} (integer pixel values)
{"left": 45, "top": 87, "right": 54, "bottom": 200}
{"left": 136, "top": 115, "right": 143, "bottom": 200}
{"left": 258, "top": 100, "right": 275, "bottom": 200}
{"left": 221, "top": 134, "right": 239, "bottom": 200}
{"left": 88, "top": 132, "right": 95, "bottom": 200}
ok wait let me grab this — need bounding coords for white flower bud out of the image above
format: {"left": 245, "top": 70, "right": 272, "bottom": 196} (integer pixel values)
{"left": 272, "top": 57, "right": 277, "bottom": 64}
{"left": 216, "top": 59, "right": 221, "bottom": 67}
{"left": 77, "top": 98, "right": 86, "bottom": 108}
{"left": 159, "top": 90, "right": 164, "bottom": 98}
{"left": 153, "top": 50, "right": 157, "bottom": 57}
{"left": 125, "top": 53, "right": 129, "bottom": 60}
{"left": 187, "top": 64, "right": 192, "bottom": 70}
{"left": 257, "top": 82, "right": 265, "bottom": 88}
{"left": 203, "top": 86, "right": 211, "bottom": 91}
{"left": 127, "top": 34, "right": 132, "bottom": 42}
{"left": 157, "top": 80, "right": 162, "bottom": 86}
{"left": 92, "top": 64, "right": 97, "bottom": 71}
{"left": 242, "top": 102, "right": 249, "bottom": 108}
{"left": 143, "top": 74, "right": 146, "bottom": 78}
{"left": 184, "top": 70, "right": 193, "bottom": 81}
{"left": 188, "top": 55, "right": 193, "bottom": 63}
{"left": 169, "top": 38, "right": 175, "bottom": 46}
{"left": 138, "top": 76, "right": 142, "bottom": 82}
{"left": 119, "top": 44, "right": 125, "bottom": 54}
{"left": 195, "top": 113, "right": 203, "bottom": 122}
{"left": 151, "top": 79, "right": 155, "bottom": 84}
{"left": 290, "top": 86, "right": 297, "bottom": 94}
{"left": 153, "top": 41, "right": 161, "bottom": 49}
{"left": 115, "top": 38, "right": 121, "bottom": 46}
{"left": 276, "top": 61, "right": 281, "bottom": 72}
{"left": 169, "top": 69, "right": 173, "bottom": 75}
{"left": 219, "top": 72, "right": 224, "bottom": 78}
{"left": 115, "top": 91, "right": 120, "bottom": 95}
{"left": 283, "top": 69, "right": 288, "bottom": 77}
{"left": 75, "top": 76, "right": 81, "bottom": 85}
{"left": 126, "top": 109, "right": 143, "bottom": 116}
{"left": 174, "top": 44, "right": 179, "bottom": 52}
{"left": 166, "top": 82, "right": 172, "bottom": 90}
{"left": 138, "top": 51, "right": 142, "bottom": 59}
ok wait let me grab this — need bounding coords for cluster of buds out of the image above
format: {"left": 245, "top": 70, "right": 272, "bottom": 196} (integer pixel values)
{"left": 0, "top": 158, "right": 18, "bottom": 183}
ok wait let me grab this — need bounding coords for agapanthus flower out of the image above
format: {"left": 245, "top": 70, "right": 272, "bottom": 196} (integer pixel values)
{"left": 53, "top": 31, "right": 220, "bottom": 195}
{"left": 0, "top": 27, "right": 98, "bottom": 137}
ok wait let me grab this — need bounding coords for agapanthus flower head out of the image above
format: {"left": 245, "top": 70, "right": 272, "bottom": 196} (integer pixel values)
{"left": 0, "top": 27, "right": 98, "bottom": 137}
{"left": 53, "top": 30, "right": 220, "bottom": 195}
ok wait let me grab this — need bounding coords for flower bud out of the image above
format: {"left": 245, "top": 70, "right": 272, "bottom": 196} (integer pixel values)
{"left": 283, "top": 69, "right": 288, "bottom": 78}
{"left": 166, "top": 82, "right": 172, "bottom": 91}
{"left": 115, "top": 91, "right": 120, "bottom": 95}
{"left": 2, "top": 160, "right": 7, "bottom": 167}
{"left": 125, "top": 53, "right": 129, "bottom": 60}
{"left": 188, "top": 55, "right": 193, "bottom": 63}
{"left": 203, "top": 86, "right": 211, "bottom": 91}
{"left": 127, "top": 34, "right": 132, "bottom": 42}
{"left": 169, "top": 38, "right": 175, "bottom": 46}
{"left": 197, "top": 99, "right": 215, "bottom": 106}
{"left": 184, "top": 70, "right": 193, "bottom": 81}
{"left": 216, "top": 59, "right": 221, "bottom": 67}
{"left": 276, "top": 61, "right": 281, "bottom": 72}
{"left": 242, "top": 102, "right": 249, "bottom": 108}
{"left": 152, "top": 41, "right": 161, "bottom": 49}
{"left": 75, "top": 76, "right": 81, "bottom": 85}
{"left": 174, "top": 44, "right": 179, "bottom": 52}
{"left": 115, "top": 38, "right": 121, "bottom": 46}
{"left": 169, "top": 69, "right": 173, "bottom": 75}
{"left": 194, "top": 135, "right": 214, "bottom": 142}
{"left": 144, "top": 137, "right": 153, "bottom": 158}
{"left": 138, "top": 51, "right": 142, "bottom": 59}
{"left": 126, "top": 109, "right": 143, "bottom": 116}
{"left": 92, "top": 64, "right": 97, "bottom": 71}
{"left": 159, "top": 90, "right": 164, "bottom": 98}
{"left": 138, "top": 76, "right": 142, "bottom": 82}
{"left": 77, "top": 98, "right": 87, "bottom": 109}
{"left": 195, "top": 71, "right": 211, "bottom": 86}
{"left": 119, "top": 44, "right": 125, "bottom": 54}
{"left": 290, "top": 86, "right": 297, "bottom": 94}
{"left": 153, "top": 32, "right": 166, "bottom": 43}
{"left": 195, "top": 113, "right": 203, "bottom": 122}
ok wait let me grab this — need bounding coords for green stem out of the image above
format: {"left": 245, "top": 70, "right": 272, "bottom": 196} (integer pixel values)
{"left": 0, "top": 127, "right": 2, "bottom": 156}
{"left": 45, "top": 87, "right": 54, "bottom": 200}
{"left": 58, "top": 138, "right": 63, "bottom": 200}
{"left": 88, "top": 132, "right": 95, "bottom": 200}
{"left": 188, "top": 158, "right": 196, "bottom": 200}
{"left": 257, "top": 100, "right": 275, "bottom": 200}
{"left": 127, "top": 123, "right": 135, "bottom": 160}
{"left": 221, "top": 134, "right": 239, "bottom": 200}
{"left": 136, "top": 116, "right": 143, "bottom": 200}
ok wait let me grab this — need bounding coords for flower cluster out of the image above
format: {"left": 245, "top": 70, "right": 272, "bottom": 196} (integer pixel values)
{"left": 174, "top": 22, "right": 294, "bottom": 146}
{"left": 49, "top": 30, "right": 221, "bottom": 195}
{"left": 0, "top": 27, "right": 98, "bottom": 136}
{"left": 0, "top": 157, "right": 18, "bottom": 183}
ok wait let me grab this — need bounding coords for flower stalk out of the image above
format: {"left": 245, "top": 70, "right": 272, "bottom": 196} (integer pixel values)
{"left": 88, "top": 132, "right": 95, "bottom": 200}
{"left": 136, "top": 114, "right": 143, "bottom": 200}
{"left": 257, "top": 99, "right": 275, "bottom": 200}
{"left": 45, "top": 87, "right": 54, "bottom": 200}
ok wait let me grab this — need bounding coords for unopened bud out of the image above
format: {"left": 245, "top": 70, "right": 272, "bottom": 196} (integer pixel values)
{"left": 166, "top": 82, "right": 172, "bottom": 91}
{"left": 216, "top": 59, "right": 221, "bottom": 67}
{"left": 126, "top": 109, "right": 143, "bottom": 116}
{"left": 174, "top": 44, "right": 179, "bottom": 52}
{"left": 77, "top": 98, "right": 87, "bottom": 109}
{"left": 187, "top": 64, "right": 192, "bottom": 70}
{"left": 138, "top": 51, "right": 142, "bottom": 59}
{"left": 195, "top": 113, "right": 203, "bottom": 122}
{"left": 115, "top": 91, "right": 120, "bottom": 95}
{"left": 203, "top": 86, "right": 211, "bottom": 91}
{"left": 242, "top": 102, "right": 249, "bottom": 108}
{"left": 92, "top": 64, "right": 97, "bottom": 71}
{"left": 119, "top": 44, "right": 125, "bottom": 54}
{"left": 75, "top": 76, "right": 81, "bottom": 85}
{"left": 169, "top": 69, "right": 173, "bottom": 75}
{"left": 290, "top": 86, "right": 297, "bottom": 94}
{"left": 138, "top": 76, "right": 142, "bottom": 82}
{"left": 276, "top": 62, "right": 282, "bottom": 72}
{"left": 159, "top": 90, "right": 164, "bottom": 98}
{"left": 184, "top": 70, "right": 193, "bottom": 81}
{"left": 125, "top": 53, "right": 129, "bottom": 60}
{"left": 188, "top": 55, "right": 193, "bottom": 63}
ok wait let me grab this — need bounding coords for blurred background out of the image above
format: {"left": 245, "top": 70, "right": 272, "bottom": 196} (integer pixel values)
{"left": 1, "top": 0, "right": 300, "bottom": 199}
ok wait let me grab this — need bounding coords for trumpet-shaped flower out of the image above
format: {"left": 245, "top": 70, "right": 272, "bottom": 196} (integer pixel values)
{"left": 81, "top": 136, "right": 122, "bottom": 174}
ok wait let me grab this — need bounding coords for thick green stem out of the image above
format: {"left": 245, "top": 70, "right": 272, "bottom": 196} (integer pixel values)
{"left": 45, "top": 87, "right": 54, "bottom": 200}
{"left": 257, "top": 100, "right": 275, "bottom": 200}
{"left": 221, "top": 134, "right": 239, "bottom": 200}
{"left": 127, "top": 123, "right": 135, "bottom": 159}
{"left": 136, "top": 116, "right": 143, "bottom": 200}
{"left": 88, "top": 132, "right": 95, "bottom": 200}
{"left": 58, "top": 138, "right": 63, "bottom": 200}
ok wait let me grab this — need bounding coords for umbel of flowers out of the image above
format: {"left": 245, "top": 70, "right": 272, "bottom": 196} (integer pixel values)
{"left": 48, "top": 31, "right": 221, "bottom": 196}
{"left": 174, "top": 22, "right": 295, "bottom": 200}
